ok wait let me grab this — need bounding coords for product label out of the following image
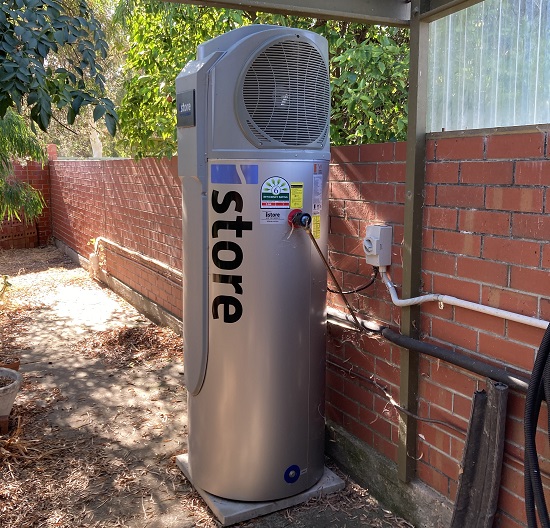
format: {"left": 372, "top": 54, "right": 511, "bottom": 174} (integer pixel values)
{"left": 261, "top": 177, "right": 290, "bottom": 209}
{"left": 260, "top": 210, "right": 286, "bottom": 224}
{"left": 312, "top": 174, "right": 323, "bottom": 214}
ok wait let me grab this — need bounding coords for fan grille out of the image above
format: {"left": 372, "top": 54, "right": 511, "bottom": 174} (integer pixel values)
{"left": 239, "top": 38, "right": 330, "bottom": 148}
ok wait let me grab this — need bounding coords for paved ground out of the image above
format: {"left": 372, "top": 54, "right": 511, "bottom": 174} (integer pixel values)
{"left": 0, "top": 246, "right": 412, "bottom": 527}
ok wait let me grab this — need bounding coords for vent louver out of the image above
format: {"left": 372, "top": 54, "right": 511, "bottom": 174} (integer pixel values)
{"left": 237, "top": 38, "right": 330, "bottom": 149}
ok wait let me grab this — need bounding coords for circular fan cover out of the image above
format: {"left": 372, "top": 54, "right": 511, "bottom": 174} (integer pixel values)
{"left": 237, "top": 37, "right": 330, "bottom": 149}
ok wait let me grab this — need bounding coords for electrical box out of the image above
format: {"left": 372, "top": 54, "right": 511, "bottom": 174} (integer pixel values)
{"left": 363, "top": 224, "right": 393, "bottom": 267}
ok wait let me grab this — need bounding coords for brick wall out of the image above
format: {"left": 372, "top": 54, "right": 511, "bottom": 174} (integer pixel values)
{"left": 47, "top": 130, "right": 549, "bottom": 526}
{"left": 50, "top": 157, "right": 182, "bottom": 318}
{"left": 327, "top": 131, "right": 550, "bottom": 527}
{"left": 0, "top": 161, "right": 51, "bottom": 249}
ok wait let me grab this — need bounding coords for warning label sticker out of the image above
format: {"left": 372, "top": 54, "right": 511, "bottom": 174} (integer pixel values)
{"left": 312, "top": 214, "right": 321, "bottom": 239}
{"left": 290, "top": 182, "right": 304, "bottom": 209}
{"left": 261, "top": 177, "right": 290, "bottom": 209}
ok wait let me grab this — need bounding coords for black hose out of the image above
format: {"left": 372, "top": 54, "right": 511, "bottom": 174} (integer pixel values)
{"left": 381, "top": 328, "right": 530, "bottom": 393}
{"left": 524, "top": 323, "right": 550, "bottom": 527}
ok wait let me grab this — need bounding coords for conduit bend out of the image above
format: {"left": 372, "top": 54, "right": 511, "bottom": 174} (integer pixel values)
{"left": 379, "top": 267, "right": 549, "bottom": 330}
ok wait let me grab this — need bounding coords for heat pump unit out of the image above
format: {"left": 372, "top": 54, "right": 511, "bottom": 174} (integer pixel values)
{"left": 176, "top": 25, "right": 330, "bottom": 502}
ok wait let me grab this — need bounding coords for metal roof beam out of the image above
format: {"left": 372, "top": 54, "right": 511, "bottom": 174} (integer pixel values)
{"left": 420, "top": 0, "right": 484, "bottom": 22}
{"left": 162, "top": 0, "right": 411, "bottom": 27}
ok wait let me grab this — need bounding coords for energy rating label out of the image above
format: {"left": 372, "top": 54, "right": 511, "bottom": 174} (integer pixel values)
{"left": 260, "top": 177, "right": 290, "bottom": 209}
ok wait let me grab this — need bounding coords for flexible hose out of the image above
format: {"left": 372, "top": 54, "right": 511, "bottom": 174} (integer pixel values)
{"left": 524, "top": 323, "right": 550, "bottom": 527}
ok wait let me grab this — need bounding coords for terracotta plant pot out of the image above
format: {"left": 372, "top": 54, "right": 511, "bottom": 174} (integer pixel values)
{"left": 0, "top": 367, "right": 23, "bottom": 434}
{"left": 0, "top": 356, "right": 20, "bottom": 371}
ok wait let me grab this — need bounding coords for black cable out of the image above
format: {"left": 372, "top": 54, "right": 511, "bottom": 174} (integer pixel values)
{"left": 524, "top": 323, "right": 550, "bottom": 528}
{"left": 328, "top": 267, "right": 379, "bottom": 295}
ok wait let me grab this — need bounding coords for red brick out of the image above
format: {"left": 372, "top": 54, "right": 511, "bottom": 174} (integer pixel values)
{"left": 515, "top": 160, "right": 550, "bottom": 185}
{"left": 456, "top": 256, "right": 508, "bottom": 287}
{"left": 331, "top": 145, "right": 360, "bottom": 163}
{"left": 433, "top": 230, "right": 482, "bottom": 257}
{"left": 424, "top": 207, "right": 458, "bottom": 230}
{"left": 496, "top": 487, "right": 528, "bottom": 527}
{"left": 394, "top": 141, "right": 407, "bottom": 162}
{"left": 511, "top": 266, "right": 550, "bottom": 297}
{"left": 327, "top": 386, "right": 359, "bottom": 418}
{"left": 423, "top": 250, "right": 456, "bottom": 276}
{"left": 431, "top": 317, "right": 478, "bottom": 352}
{"left": 424, "top": 184, "right": 436, "bottom": 206}
{"left": 329, "top": 163, "right": 346, "bottom": 182}
{"left": 331, "top": 181, "right": 362, "bottom": 200}
{"left": 377, "top": 163, "right": 406, "bottom": 183}
{"left": 419, "top": 380, "right": 453, "bottom": 414}
{"left": 426, "top": 162, "right": 459, "bottom": 183}
{"left": 343, "top": 376, "right": 373, "bottom": 407}
{"left": 512, "top": 213, "right": 550, "bottom": 240}
{"left": 417, "top": 421, "right": 452, "bottom": 455}
{"left": 460, "top": 160, "right": 514, "bottom": 184}
{"left": 359, "top": 182, "right": 397, "bottom": 203}
{"left": 432, "top": 273, "right": 482, "bottom": 302}
{"left": 480, "top": 333, "right": 535, "bottom": 370}
{"left": 424, "top": 360, "right": 478, "bottom": 397}
{"left": 345, "top": 163, "right": 377, "bottom": 182}
{"left": 436, "top": 184, "right": 485, "bottom": 208}
{"left": 486, "top": 132, "right": 544, "bottom": 159}
{"left": 500, "top": 458, "right": 526, "bottom": 499}
{"left": 454, "top": 307, "right": 506, "bottom": 336}
{"left": 330, "top": 216, "right": 360, "bottom": 237}
{"left": 359, "top": 142, "right": 395, "bottom": 162}
{"left": 426, "top": 139, "right": 436, "bottom": 161}
{"left": 375, "top": 203, "right": 404, "bottom": 224}
{"left": 329, "top": 199, "right": 345, "bottom": 218}
{"left": 482, "top": 236, "right": 540, "bottom": 267}
{"left": 486, "top": 187, "right": 543, "bottom": 213}
{"left": 436, "top": 136, "right": 485, "bottom": 161}
{"left": 458, "top": 209, "right": 511, "bottom": 236}
{"left": 345, "top": 200, "right": 376, "bottom": 221}
{"left": 482, "top": 286, "right": 539, "bottom": 318}
{"left": 494, "top": 511, "right": 527, "bottom": 528}
{"left": 343, "top": 415, "right": 373, "bottom": 446}
{"left": 428, "top": 447, "right": 460, "bottom": 482}
{"left": 417, "top": 459, "right": 451, "bottom": 497}
{"left": 507, "top": 321, "right": 546, "bottom": 348}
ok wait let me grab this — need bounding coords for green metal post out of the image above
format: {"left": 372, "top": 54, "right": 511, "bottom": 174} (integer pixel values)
{"left": 398, "top": 0, "right": 429, "bottom": 484}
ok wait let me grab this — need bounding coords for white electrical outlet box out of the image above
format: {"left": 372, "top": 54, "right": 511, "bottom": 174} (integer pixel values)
{"left": 363, "top": 224, "right": 393, "bottom": 267}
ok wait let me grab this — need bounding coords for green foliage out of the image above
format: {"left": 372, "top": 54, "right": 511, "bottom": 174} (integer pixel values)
{"left": 116, "top": 1, "right": 409, "bottom": 157}
{"left": 0, "top": 108, "right": 46, "bottom": 223}
{"left": 328, "top": 24, "right": 409, "bottom": 144}
{"left": 0, "top": 176, "right": 46, "bottom": 223}
{"left": 0, "top": 108, "right": 45, "bottom": 177}
{"left": 0, "top": 0, "right": 118, "bottom": 135}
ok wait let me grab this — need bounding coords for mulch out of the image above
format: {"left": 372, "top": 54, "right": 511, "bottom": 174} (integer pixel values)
{"left": 0, "top": 246, "right": 414, "bottom": 528}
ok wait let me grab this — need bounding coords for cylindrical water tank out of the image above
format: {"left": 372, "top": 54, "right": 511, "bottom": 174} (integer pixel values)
{"left": 177, "top": 25, "right": 331, "bottom": 501}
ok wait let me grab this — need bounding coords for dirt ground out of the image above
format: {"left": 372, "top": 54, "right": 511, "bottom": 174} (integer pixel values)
{"left": 0, "top": 246, "right": 413, "bottom": 528}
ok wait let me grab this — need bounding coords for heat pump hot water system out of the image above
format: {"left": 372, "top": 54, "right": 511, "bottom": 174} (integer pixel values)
{"left": 176, "top": 25, "right": 331, "bottom": 502}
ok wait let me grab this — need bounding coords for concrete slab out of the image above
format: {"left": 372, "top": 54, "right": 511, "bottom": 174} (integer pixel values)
{"left": 176, "top": 454, "right": 345, "bottom": 526}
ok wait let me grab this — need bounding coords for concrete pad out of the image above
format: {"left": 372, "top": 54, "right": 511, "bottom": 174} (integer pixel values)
{"left": 176, "top": 454, "right": 345, "bottom": 526}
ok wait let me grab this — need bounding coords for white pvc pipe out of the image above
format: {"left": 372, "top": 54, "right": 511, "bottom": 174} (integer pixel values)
{"left": 380, "top": 269, "right": 549, "bottom": 331}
